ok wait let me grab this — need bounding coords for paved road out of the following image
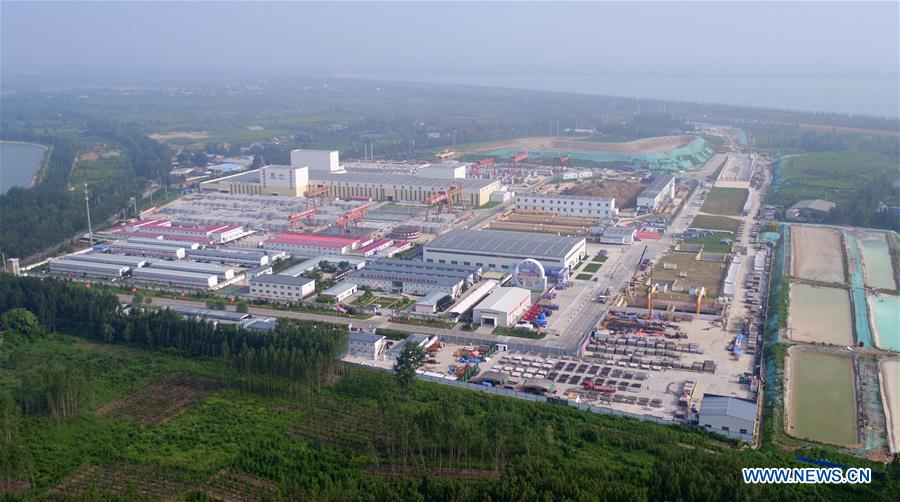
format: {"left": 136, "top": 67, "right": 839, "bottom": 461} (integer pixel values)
{"left": 118, "top": 293, "right": 571, "bottom": 349}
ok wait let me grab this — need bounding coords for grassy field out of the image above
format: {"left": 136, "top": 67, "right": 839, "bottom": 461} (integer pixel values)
{"left": 767, "top": 151, "right": 900, "bottom": 208}
{"left": 492, "top": 326, "right": 546, "bottom": 339}
{"left": 582, "top": 262, "right": 603, "bottom": 273}
{"left": 690, "top": 215, "right": 740, "bottom": 233}
{"left": 700, "top": 187, "right": 748, "bottom": 216}
{"left": 685, "top": 232, "right": 735, "bottom": 253}
{"left": 575, "top": 273, "right": 593, "bottom": 280}
{"left": 70, "top": 156, "right": 131, "bottom": 187}
{"left": 591, "top": 254, "right": 609, "bottom": 263}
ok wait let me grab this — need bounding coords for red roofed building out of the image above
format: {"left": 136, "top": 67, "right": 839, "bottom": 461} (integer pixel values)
{"left": 262, "top": 233, "right": 361, "bottom": 256}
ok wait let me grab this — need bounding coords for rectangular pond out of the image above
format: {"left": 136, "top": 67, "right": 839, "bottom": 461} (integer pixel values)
{"left": 789, "top": 283, "right": 854, "bottom": 346}
{"left": 788, "top": 349, "right": 858, "bottom": 446}
{"left": 869, "top": 294, "right": 900, "bottom": 353}
{"left": 881, "top": 359, "right": 900, "bottom": 454}
{"left": 859, "top": 234, "right": 897, "bottom": 291}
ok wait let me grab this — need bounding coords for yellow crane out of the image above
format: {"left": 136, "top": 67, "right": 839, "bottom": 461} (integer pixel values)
{"left": 695, "top": 286, "right": 707, "bottom": 315}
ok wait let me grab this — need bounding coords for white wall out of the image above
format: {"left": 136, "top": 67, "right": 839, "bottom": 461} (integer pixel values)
{"left": 291, "top": 149, "right": 340, "bottom": 173}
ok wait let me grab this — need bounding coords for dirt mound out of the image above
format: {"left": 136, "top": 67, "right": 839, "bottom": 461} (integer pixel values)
{"left": 560, "top": 180, "right": 646, "bottom": 209}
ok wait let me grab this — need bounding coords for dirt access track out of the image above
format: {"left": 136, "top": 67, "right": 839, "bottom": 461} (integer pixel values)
{"left": 468, "top": 135, "right": 695, "bottom": 154}
{"left": 148, "top": 131, "right": 211, "bottom": 143}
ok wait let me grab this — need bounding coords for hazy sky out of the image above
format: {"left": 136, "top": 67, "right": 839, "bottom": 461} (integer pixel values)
{"left": 2, "top": 1, "right": 898, "bottom": 79}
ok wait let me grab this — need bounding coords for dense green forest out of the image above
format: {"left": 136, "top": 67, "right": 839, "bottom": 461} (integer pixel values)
{"left": 766, "top": 151, "right": 900, "bottom": 231}
{"left": 0, "top": 275, "right": 898, "bottom": 500}
{"left": 0, "top": 121, "right": 171, "bottom": 259}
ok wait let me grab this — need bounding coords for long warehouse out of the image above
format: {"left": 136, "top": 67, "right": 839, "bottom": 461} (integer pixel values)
{"left": 124, "top": 237, "right": 201, "bottom": 250}
{"left": 188, "top": 248, "right": 270, "bottom": 267}
{"left": 148, "top": 261, "right": 235, "bottom": 281}
{"left": 109, "top": 241, "right": 186, "bottom": 260}
{"left": 362, "top": 258, "right": 481, "bottom": 285}
{"left": 132, "top": 268, "right": 218, "bottom": 289}
{"left": 423, "top": 229, "right": 586, "bottom": 273}
{"left": 65, "top": 253, "right": 151, "bottom": 268}
{"left": 49, "top": 258, "right": 129, "bottom": 278}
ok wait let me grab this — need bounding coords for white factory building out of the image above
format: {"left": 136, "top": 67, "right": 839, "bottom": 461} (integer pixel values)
{"left": 346, "top": 331, "right": 387, "bottom": 360}
{"left": 423, "top": 229, "right": 586, "bottom": 274}
{"left": 515, "top": 193, "right": 617, "bottom": 221}
{"left": 637, "top": 175, "right": 676, "bottom": 211}
{"left": 412, "top": 292, "right": 452, "bottom": 314}
{"left": 598, "top": 227, "right": 637, "bottom": 245}
{"left": 698, "top": 394, "right": 757, "bottom": 443}
{"left": 319, "top": 282, "right": 358, "bottom": 303}
{"left": 201, "top": 148, "right": 500, "bottom": 207}
{"left": 416, "top": 162, "right": 466, "bottom": 179}
{"left": 249, "top": 274, "right": 316, "bottom": 302}
{"left": 473, "top": 287, "right": 532, "bottom": 327}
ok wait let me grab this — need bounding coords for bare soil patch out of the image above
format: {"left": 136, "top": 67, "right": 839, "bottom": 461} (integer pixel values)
{"left": 559, "top": 179, "right": 646, "bottom": 209}
{"left": 203, "top": 469, "right": 279, "bottom": 502}
{"left": 97, "top": 373, "right": 223, "bottom": 427}
{"left": 790, "top": 226, "right": 845, "bottom": 284}
{"left": 48, "top": 465, "right": 193, "bottom": 500}
{"left": 469, "top": 135, "right": 695, "bottom": 155}
{"left": 364, "top": 465, "right": 500, "bottom": 479}
{"left": 149, "top": 131, "right": 211, "bottom": 143}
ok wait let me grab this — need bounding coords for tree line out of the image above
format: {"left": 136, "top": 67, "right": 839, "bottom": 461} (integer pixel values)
{"left": 0, "top": 121, "right": 172, "bottom": 259}
{"left": 0, "top": 275, "right": 348, "bottom": 398}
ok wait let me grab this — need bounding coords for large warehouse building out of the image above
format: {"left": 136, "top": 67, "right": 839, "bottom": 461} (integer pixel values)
{"left": 473, "top": 287, "right": 532, "bottom": 327}
{"left": 109, "top": 241, "right": 186, "bottom": 260}
{"left": 188, "top": 248, "right": 270, "bottom": 267}
{"left": 637, "top": 175, "right": 676, "bottom": 211}
{"left": 132, "top": 268, "right": 218, "bottom": 289}
{"left": 65, "top": 253, "right": 150, "bottom": 268}
{"left": 49, "top": 258, "right": 130, "bottom": 278}
{"left": 515, "top": 193, "right": 617, "bottom": 221}
{"left": 423, "top": 229, "right": 586, "bottom": 274}
{"left": 201, "top": 148, "right": 500, "bottom": 207}
{"left": 147, "top": 260, "right": 235, "bottom": 281}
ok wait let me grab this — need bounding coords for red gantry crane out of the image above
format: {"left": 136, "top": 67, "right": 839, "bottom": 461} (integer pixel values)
{"left": 509, "top": 151, "right": 529, "bottom": 166}
{"left": 424, "top": 185, "right": 461, "bottom": 220}
{"left": 334, "top": 204, "right": 370, "bottom": 233}
{"left": 288, "top": 209, "right": 316, "bottom": 230}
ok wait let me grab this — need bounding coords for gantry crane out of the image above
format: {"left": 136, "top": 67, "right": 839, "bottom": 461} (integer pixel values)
{"left": 424, "top": 185, "right": 461, "bottom": 220}
{"left": 288, "top": 209, "right": 316, "bottom": 230}
{"left": 304, "top": 184, "right": 331, "bottom": 209}
{"left": 334, "top": 204, "right": 370, "bottom": 233}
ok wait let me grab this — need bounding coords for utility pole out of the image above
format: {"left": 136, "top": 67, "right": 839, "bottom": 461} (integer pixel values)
{"left": 84, "top": 183, "right": 94, "bottom": 246}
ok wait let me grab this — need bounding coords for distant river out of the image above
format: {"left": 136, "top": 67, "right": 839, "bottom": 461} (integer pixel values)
{"left": 0, "top": 141, "right": 47, "bottom": 194}
{"left": 342, "top": 73, "right": 900, "bottom": 117}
